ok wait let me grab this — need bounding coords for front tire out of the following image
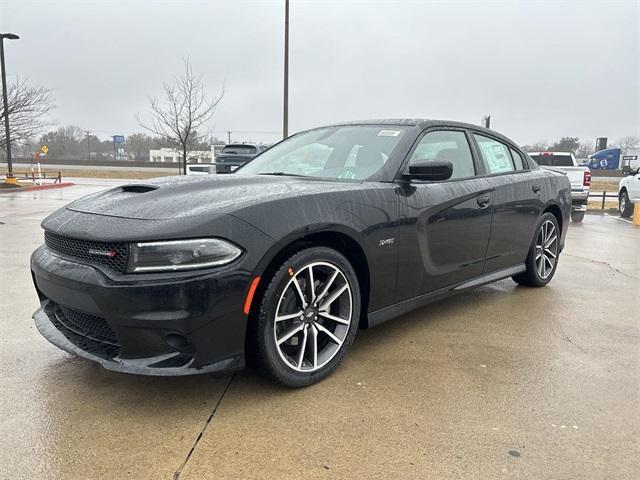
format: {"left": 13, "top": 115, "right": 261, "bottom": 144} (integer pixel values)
{"left": 619, "top": 190, "right": 633, "bottom": 218}
{"left": 249, "top": 247, "right": 360, "bottom": 387}
{"left": 512, "top": 212, "right": 560, "bottom": 287}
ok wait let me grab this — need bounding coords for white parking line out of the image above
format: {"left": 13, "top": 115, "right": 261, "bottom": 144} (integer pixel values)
{"left": 605, "top": 213, "right": 633, "bottom": 224}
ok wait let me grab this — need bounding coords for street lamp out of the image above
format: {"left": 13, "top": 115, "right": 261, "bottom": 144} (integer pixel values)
{"left": 283, "top": 0, "right": 289, "bottom": 139}
{"left": 1, "top": 32, "right": 20, "bottom": 183}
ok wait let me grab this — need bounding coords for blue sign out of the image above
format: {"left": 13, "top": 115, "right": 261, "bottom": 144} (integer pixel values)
{"left": 113, "top": 135, "right": 125, "bottom": 143}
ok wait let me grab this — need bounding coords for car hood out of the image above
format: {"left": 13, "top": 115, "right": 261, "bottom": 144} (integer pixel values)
{"left": 66, "top": 175, "right": 366, "bottom": 220}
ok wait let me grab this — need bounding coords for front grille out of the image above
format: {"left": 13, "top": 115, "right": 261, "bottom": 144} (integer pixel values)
{"left": 44, "top": 231, "right": 129, "bottom": 273}
{"left": 53, "top": 303, "right": 119, "bottom": 346}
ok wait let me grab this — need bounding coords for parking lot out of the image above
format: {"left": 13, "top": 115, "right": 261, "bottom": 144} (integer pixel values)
{"left": 1, "top": 181, "right": 638, "bottom": 480}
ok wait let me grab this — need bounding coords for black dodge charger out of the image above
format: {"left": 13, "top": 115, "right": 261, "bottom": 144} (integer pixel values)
{"left": 31, "top": 120, "right": 571, "bottom": 387}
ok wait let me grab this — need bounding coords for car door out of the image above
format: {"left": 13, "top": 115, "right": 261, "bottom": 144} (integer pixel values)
{"left": 395, "top": 128, "right": 493, "bottom": 300}
{"left": 470, "top": 132, "right": 545, "bottom": 273}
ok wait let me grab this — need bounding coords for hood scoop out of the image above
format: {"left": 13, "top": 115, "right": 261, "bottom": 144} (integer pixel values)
{"left": 121, "top": 184, "right": 159, "bottom": 193}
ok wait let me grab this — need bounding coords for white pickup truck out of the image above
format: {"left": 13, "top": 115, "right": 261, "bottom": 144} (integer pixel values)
{"left": 618, "top": 167, "right": 640, "bottom": 218}
{"left": 529, "top": 152, "right": 591, "bottom": 223}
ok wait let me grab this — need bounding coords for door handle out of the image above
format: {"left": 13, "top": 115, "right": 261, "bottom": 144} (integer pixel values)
{"left": 477, "top": 195, "right": 490, "bottom": 208}
{"left": 532, "top": 184, "right": 541, "bottom": 193}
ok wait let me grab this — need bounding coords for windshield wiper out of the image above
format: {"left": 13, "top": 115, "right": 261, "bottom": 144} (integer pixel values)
{"left": 259, "top": 172, "right": 307, "bottom": 177}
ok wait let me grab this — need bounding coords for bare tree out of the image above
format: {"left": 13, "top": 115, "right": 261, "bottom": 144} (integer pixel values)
{"left": 0, "top": 77, "right": 55, "bottom": 149}
{"left": 575, "top": 142, "right": 592, "bottom": 158}
{"left": 137, "top": 59, "right": 223, "bottom": 174}
{"left": 521, "top": 141, "right": 549, "bottom": 152}
{"left": 614, "top": 135, "right": 640, "bottom": 151}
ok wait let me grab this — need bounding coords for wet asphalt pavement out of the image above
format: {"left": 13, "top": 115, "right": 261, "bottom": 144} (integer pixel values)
{"left": 1, "top": 181, "right": 638, "bottom": 480}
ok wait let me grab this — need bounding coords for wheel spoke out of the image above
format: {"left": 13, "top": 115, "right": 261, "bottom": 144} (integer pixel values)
{"left": 315, "top": 322, "right": 343, "bottom": 346}
{"left": 316, "top": 270, "right": 339, "bottom": 304}
{"left": 292, "top": 276, "right": 308, "bottom": 308}
{"left": 545, "top": 224, "right": 555, "bottom": 244}
{"left": 275, "top": 310, "right": 304, "bottom": 323}
{"left": 277, "top": 323, "right": 305, "bottom": 345}
{"left": 544, "top": 248, "right": 556, "bottom": 258}
{"left": 544, "top": 255, "right": 554, "bottom": 270}
{"left": 308, "top": 266, "right": 316, "bottom": 303}
{"left": 298, "top": 328, "right": 309, "bottom": 368}
{"left": 310, "top": 325, "right": 318, "bottom": 369}
{"left": 318, "top": 311, "right": 350, "bottom": 325}
{"left": 544, "top": 234, "right": 557, "bottom": 249}
{"left": 319, "top": 284, "right": 348, "bottom": 311}
{"left": 296, "top": 326, "right": 308, "bottom": 368}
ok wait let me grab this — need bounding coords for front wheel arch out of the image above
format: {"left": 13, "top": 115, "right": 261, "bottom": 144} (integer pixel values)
{"left": 248, "top": 230, "right": 371, "bottom": 330}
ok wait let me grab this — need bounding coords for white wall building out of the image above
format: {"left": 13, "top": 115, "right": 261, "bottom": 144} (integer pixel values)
{"left": 149, "top": 148, "right": 212, "bottom": 163}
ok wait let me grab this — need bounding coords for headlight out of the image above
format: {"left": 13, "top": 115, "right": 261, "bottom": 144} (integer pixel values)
{"left": 127, "top": 238, "right": 242, "bottom": 273}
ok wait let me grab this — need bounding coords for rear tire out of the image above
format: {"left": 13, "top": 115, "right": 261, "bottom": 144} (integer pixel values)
{"left": 570, "top": 210, "right": 585, "bottom": 223}
{"left": 512, "top": 212, "right": 560, "bottom": 287}
{"left": 619, "top": 190, "right": 633, "bottom": 218}
{"left": 248, "top": 247, "right": 360, "bottom": 387}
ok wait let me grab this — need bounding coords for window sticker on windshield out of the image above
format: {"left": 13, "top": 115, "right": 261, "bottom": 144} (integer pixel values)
{"left": 378, "top": 130, "right": 401, "bottom": 137}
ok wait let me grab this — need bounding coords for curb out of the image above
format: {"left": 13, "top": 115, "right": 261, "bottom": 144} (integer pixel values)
{"left": 0, "top": 182, "right": 75, "bottom": 193}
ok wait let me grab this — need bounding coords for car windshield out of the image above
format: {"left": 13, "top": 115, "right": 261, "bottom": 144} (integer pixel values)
{"left": 236, "top": 125, "right": 408, "bottom": 180}
{"left": 530, "top": 154, "right": 573, "bottom": 167}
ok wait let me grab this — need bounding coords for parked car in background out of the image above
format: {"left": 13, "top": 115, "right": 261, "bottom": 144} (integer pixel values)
{"left": 30, "top": 120, "right": 571, "bottom": 387}
{"left": 618, "top": 167, "right": 640, "bottom": 218}
{"left": 529, "top": 152, "right": 591, "bottom": 223}
{"left": 186, "top": 164, "right": 216, "bottom": 175}
{"left": 215, "top": 144, "right": 266, "bottom": 174}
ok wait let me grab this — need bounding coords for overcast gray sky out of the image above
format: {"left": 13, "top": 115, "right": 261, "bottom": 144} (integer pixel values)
{"left": 1, "top": 0, "right": 638, "bottom": 146}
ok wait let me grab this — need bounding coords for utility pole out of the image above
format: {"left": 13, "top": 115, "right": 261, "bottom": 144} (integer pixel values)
{"left": 85, "top": 131, "right": 91, "bottom": 160}
{"left": 227, "top": 130, "right": 231, "bottom": 144}
{"left": 283, "top": 0, "right": 289, "bottom": 139}
{"left": 1, "top": 32, "right": 20, "bottom": 183}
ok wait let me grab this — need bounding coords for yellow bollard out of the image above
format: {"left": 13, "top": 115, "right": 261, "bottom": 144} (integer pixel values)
{"left": 634, "top": 202, "right": 640, "bottom": 226}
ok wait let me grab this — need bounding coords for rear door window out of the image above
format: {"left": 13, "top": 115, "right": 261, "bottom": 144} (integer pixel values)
{"left": 473, "top": 134, "right": 515, "bottom": 174}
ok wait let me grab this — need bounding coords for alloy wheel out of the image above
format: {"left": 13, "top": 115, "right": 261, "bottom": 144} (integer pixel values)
{"left": 534, "top": 219, "right": 558, "bottom": 280}
{"left": 273, "top": 261, "right": 352, "bottom": 373}
{"left": 620, "top": 194, "right": 626, "bottom": 214}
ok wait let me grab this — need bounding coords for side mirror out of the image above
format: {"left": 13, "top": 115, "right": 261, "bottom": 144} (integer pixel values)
{"left": 405, "top": 161, "right": 453, "bottom": 181}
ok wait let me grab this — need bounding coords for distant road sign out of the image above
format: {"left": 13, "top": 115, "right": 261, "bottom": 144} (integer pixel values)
{"left": 113, "top": 135, "right": 125, "bottom": 144}
{"left": 41, "top": 145, "right": 48, "bottom": 154}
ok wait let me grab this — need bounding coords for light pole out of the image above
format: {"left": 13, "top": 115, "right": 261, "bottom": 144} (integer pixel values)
{"left": 1, "top": 33, "right": 19, "bottom": 183}
{"left": 85, "top": 131, "right": 91, "bottom": 160}
{"left": 283, "top": 0, "right": 289, "bottom": 139}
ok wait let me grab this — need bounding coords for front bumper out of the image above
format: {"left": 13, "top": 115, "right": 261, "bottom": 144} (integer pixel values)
{"left": 31, "top": 246, "right": 251, "bottom": 376}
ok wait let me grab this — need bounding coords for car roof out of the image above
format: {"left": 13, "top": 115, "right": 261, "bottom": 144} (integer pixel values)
{"left": 316, "top": 119, "right": 518, "bottom": 147}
